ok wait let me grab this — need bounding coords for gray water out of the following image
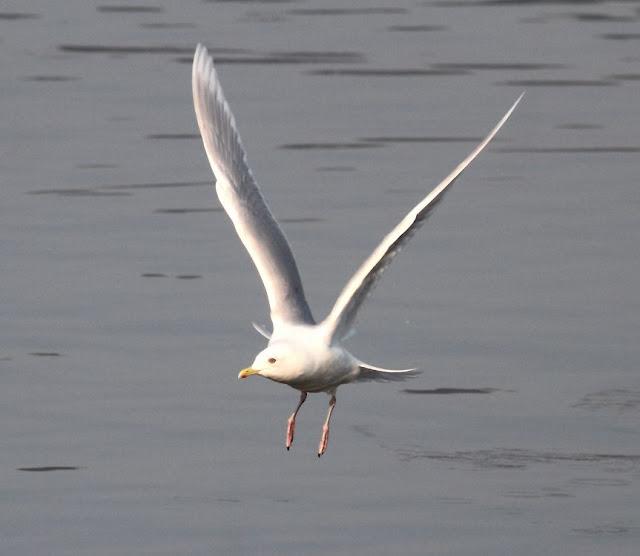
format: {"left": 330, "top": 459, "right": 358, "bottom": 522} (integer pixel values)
{"left": 2, "top": 1, "right": 639, "bottom": 554}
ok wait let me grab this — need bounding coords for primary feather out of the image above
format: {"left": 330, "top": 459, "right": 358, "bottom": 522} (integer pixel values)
{"left": 321, "top": 93, "right": 524, "bottom": 343}
{"left": 192, "top": 44, "right": 314, "bottom": 329}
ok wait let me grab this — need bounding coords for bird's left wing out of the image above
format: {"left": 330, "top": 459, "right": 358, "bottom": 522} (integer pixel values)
{"left": 192, "top": 44, "right": 314, "bottom": 328}
{"left": 321, "top": 94, "right": 524, "bottom": 343}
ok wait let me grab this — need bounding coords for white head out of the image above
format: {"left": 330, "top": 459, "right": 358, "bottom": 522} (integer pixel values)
{"left": 238, "top": 340, "right": 311, "bottom": 383}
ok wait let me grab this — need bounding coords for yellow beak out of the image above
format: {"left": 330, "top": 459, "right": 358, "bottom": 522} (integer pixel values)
{"left": 238, "top": 367, "right": 259, "bottom": 380}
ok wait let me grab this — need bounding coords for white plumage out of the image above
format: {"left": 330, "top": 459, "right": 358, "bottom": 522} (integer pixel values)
{"left": 192, "top": 44, "right": 522, "bottom": 456}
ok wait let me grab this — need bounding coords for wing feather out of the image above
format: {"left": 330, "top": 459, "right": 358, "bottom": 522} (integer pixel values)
{"left": 322, "top": 94, "right": 524, "bottom": 342}
{"left": 192, "top": 44, "right": 314, "bottom": 328}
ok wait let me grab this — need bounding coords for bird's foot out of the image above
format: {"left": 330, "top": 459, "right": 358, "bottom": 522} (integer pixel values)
{"left": 317, "top": 425, "right": 330, "bottom": 457}
{"left": 286, "top": 415, "right": 296, "bottom": 451}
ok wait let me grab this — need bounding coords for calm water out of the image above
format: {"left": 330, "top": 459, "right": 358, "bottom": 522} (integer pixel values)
{"left": 2, "top": 1, "right": 639, "bottom": 554}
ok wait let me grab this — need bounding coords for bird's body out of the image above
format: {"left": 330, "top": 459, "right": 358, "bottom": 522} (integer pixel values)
{"left": 250, "top": 324, "right": 350, "bottom": 391}
{"left": 191, "top": 44, "right": 522, "bottom": 456}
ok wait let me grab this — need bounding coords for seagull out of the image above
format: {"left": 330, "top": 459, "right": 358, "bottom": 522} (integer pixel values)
{"left": 192, "top": 44, "right": 522, "bottom": 457}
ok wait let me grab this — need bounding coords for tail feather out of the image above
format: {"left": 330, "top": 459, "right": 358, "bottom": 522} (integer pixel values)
{"left": 356, "top": 361, "right": 421, "bottom": 383}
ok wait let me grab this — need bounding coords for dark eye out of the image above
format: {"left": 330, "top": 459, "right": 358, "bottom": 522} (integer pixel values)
{"left": 268, "top": 357, "right": 276, "bottom": 364}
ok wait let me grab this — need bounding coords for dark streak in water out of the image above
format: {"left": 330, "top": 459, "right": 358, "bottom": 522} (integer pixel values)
{"left": 397, "top": 448, "right": 640, "bottom": 469}
{"left": 601, "top": 33, "right": 640, "bottom": 41}
{"left": 147, "top": 133, "right": 200, "bottom": 140}
{"left": 97, "top": 5, "right": 163, "bottom": 13}
{"left": 280, "top": 217, "right": 324, "bottom": 223}
{"left": 556, "top": 123, "right": 603, "bottom": 130}
{"left": 176, "top": 275, "right": 202, "bottom": 280}
{"left": 500, "top": 79, "right": 616, "bottom": 87}
{"left": 28, "top": 188, "right": 131, "bottom": 197}
{"left": 315, "top": 166, "right": 356, "bottom": 172}
{"left": 403, "top": 387, "right": 500, "bottom": 394}
{"left": 23, "top": 75, "right": 79, "bottom": 82}
{"left": 362, "top": 136, "right": 482, "bottom": 144}
{"left": 434, "top": 62, "right": 565, "bottom": 71}
{"left": 139, "top": 22, "right": 195, "bottom": 29}
{"left": 572, "top": 12, "right": 635, "bottom": 22}
{"left": 609, "top": 73, "right": 640, "bottom": 81}
{"left": 573, "top": 389, "right": 640, "bottom": 412}
{"left": 76, "top": 163, "right": 118, "bottom": 169}
{"left": 280, "top": 142, "right": 383, "bottom": 150}
{"left": 154, "top": 208, "right": 222, "bottom": 214}
{"left": 30, "top": 352, "right": 62, "bottom": 357}
{"left": 498, "top": 146, "right": 640, "bottom": 154}
{"left": 289, "top": 8, "right": 407, "bottom": 15}
{"left": 207, "top": 0, "right": 295, "bottom": 3}
{"left": 429, "top": 1, "right": 614, "bottom": 6}
{"left": 18, "top": 466, "right": 79, "bottom": 472}
{"left": 60, "top": 44, "right": 247, "bottom": 55}
{"left": 310, "top": 68, "right": 467, "bottom": 77}
{"left": 0, "top": 12, "right": 40, "bottom": 20}
{"left": 388, "top": 24, "right": 447, "bottom": 32}
{"left": 142, "top": 273, "right": 168, "bottom": 278}
{"left": 103, "top": 180, "right": 211, "bottom": 190}
{"left": 573, "top": 523, "right": 639, "bottom": 537}
{"left": 177, "top": 51, "right": 364, "bottom": 65}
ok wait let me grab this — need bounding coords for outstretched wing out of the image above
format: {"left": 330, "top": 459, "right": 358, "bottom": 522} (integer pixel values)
{"left": 322, "top": 94, "right": 524, "bottom": 343}
{"left": 192, "top": 44, "right": 314, "bottom": 328}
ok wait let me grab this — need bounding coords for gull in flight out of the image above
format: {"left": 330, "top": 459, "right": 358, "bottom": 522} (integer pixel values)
{"left": 192, "top": 44, "right": 523, "bottom": 456}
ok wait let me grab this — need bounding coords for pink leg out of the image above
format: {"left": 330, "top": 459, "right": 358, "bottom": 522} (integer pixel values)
{"left": 317, "top": 394, "right": 337, "bottom": 457}
{"left": 286, "top": 391, "right": 307, "bottom": 451}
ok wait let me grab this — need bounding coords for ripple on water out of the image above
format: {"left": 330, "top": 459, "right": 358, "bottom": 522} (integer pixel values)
{"left": 154, "top": 208, "right": 222, "bottom": 214}
{"left": 0, "top": 12, "right": 40, "bottom": 20}
{"left": 402, "top": 387, "right": 501, "bottom": 395}
{"left": 97, "top": 5, "right": 163, "bottom": 13}
{"left": 573, "top": 389, "right": 640, "bottom": 413}
{"left": 177, "top": 51, "right": 364, "bottom": 65}
{"left": 396, "top": 448, "right": 640, "bottom": 470}
{"left": 18, "top": 466, "right": 80, "bottom": 472}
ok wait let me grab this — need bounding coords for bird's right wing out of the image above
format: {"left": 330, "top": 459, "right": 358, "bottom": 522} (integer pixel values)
{"left": 192, "top": 44, "right": 314, "bottom": 328}
{"left": 321, "top": 94, "right": 524, "bottom": 343}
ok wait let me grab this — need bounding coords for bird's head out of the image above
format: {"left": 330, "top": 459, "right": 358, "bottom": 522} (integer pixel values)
{"left": 238, "top": 340, "right": 309, "bottom": 383}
